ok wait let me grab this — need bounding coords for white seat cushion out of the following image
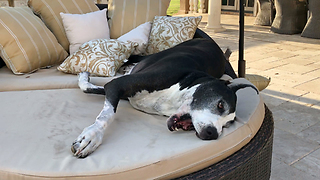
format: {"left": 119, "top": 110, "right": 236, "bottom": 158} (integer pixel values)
{"left": 0, "top": 78, "right": 265, "bottom": 179}
{"left": 0, "top": 66, "right": 120, "bottom": 92}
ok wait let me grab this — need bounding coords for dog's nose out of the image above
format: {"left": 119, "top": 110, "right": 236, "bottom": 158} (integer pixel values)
{"left": 199, "top": 126, "right": 219, "bottom": 140}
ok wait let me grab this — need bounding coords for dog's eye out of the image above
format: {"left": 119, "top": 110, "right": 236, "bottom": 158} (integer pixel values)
{"left": 217, "top": 101, "right": 224, "bottom": 111}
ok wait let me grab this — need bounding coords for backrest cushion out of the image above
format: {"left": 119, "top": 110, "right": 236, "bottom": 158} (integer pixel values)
{"left": 108, "top": 0, "right": 171, "bottom": 39}
{"left": 28, "top": 0, "right": 99, "bottom": 52}
{"left": 0, "top": 7, "right": 68, "bottom": 74}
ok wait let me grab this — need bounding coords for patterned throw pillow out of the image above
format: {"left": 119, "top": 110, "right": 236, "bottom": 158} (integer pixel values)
{"left": 57, "top": 39, "right": 137, "bottom": 77}
{"left": 108, "top": 0, "right": 171, "bottom": 39}
{"left": 0, "top": 7, "right": 68, "bottom": 74}
{"left": 28, "top": 0, "right": 99, "bottom": 52}
{"left": 145, "top": 16, "right": 202, "bottom": 55}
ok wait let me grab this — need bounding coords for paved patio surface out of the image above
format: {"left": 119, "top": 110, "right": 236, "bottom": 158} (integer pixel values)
{"left": 185, "top": 13, "right": 320, "bottom": 180}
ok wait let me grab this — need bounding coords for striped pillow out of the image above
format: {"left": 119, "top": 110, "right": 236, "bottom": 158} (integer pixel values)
{"left": 108, "top": 0, "right": 171, "bottom": 39}
{"left": 0, "top": 7, "right": 68, "bottom": 74}
{"left": 28, "top": 0, "right": 99, "bottom": 52}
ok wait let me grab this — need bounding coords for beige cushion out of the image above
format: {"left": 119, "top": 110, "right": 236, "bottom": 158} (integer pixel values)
{"left": 58, "top": 39, "right": 137, "bottom": 77}
{"left": 60, "top": 9, "right": 110, "bottom": 54}
{"left": 0, "top": 78, "right": 265, "bottom": 179}
{"left": 28, "top": 0, "right": 99, "bottom": 52}
{"left": 146, "top": 16, "right": 202, "bottom": 55}
{"left": 108, "top": 0, "right": 171, "bottom": 39}
{"left": 0, "top": 7, "right": 68, "bottom": 74}
{"left": 0, "top": 66, "right": 120, "bottom": 92}
{"left": 117, "top": 22, "right": 152, "bottom": 55}
{"left": 245, "top": 74, "right": 271, "bottom": 91}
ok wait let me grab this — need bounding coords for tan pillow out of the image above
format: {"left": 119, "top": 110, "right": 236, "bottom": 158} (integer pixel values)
{"left": 245, "top": 74, "right": 271, "bottom": 91}
{"left": 0, "top": 7, "right": 68, "bottom": 74}
{"left": 108, "top": 0, "right": 171, "bottom": 39}
{"left": 28, "top": 0, "right": 99, "bottom": 52}
{"left": 57, "top": 39, "right": 137, "bottom": 77}
{"left": 145, "top": 16, "right": 202, "bottom": 55}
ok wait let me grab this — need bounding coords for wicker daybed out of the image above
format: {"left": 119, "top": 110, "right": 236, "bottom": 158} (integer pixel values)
{"left": 0, "top": 0, "right": 273, "bottom": 179}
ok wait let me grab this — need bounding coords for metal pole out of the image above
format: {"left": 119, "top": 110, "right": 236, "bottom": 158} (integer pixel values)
{"left": 238, "top": 0, "right": 245, "bottom": 78}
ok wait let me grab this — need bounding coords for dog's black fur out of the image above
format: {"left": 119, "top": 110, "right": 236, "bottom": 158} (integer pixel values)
{"left": 88, "top": 38, "right": 237, "bottom": 111}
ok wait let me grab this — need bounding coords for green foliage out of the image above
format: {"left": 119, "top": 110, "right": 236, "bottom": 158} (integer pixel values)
{"left": 167, "top": 0, "right": 180, "bottom": 16}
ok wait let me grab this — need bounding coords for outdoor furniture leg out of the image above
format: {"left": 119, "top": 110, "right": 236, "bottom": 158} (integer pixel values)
{"left": 301, "top": 0, "right": 320, "bottom": 39}
{"left": 271, "top": 0, "right": 308, "bottom": 34}
{"left": 254, "top": 0, "right": 274, "bottom": 26}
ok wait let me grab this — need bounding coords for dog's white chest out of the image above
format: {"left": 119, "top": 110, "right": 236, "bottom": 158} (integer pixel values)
{"left": 128, "top": 84, "right": 197, "bottom": 116}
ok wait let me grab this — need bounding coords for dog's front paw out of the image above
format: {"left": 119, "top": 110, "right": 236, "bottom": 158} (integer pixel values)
{"left": 71, "top": 123, "right": 104, "bottom": 158}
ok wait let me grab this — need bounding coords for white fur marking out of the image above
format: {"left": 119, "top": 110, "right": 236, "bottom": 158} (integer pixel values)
{"left": 78, "top": 72, "right": 103, "bottom": 91}
{"left": 95, "top": 100, "right": 115, "bottom": 129}
{"left": 191, "top": 109, "right": 236, "bottom": 135}
{"left": 129, "top": 83, "right": 199, "bottom": 116}
{"left": 72, "top": 99, "right": 115, "bottom": 157}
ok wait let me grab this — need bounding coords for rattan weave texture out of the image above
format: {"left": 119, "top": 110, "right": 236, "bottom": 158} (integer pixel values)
{"left": 175, "top": 105, "right": 274, "bottom": 180}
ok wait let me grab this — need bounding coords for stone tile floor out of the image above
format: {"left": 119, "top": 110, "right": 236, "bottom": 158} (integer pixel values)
{"left": 192, "top": 13, "right": 320, "bottom": 180}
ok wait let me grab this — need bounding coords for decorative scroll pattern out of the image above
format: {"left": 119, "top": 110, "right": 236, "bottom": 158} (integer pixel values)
{"left": 58, "top": 39, "right": 137, "bottom": 77}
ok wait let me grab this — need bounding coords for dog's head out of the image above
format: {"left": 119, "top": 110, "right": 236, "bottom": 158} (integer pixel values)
{"left": 167, "top": 80, "right": 258, "bottom": 140}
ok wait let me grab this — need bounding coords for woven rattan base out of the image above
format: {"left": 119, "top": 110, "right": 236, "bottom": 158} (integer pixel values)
{"left": 175, "top": 105, "right": 274, "bottom": 180}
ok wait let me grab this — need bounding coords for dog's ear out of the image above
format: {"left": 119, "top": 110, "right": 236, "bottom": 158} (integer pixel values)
{"left": 228, "top": 83, "right": 259, "bottom": 94}
{"left": 224, "top": 80, "right": 231, "bottom": 86}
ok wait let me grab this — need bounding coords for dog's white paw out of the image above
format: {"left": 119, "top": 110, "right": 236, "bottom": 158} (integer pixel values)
{"left": 71, "top": 123, "right": 104, "bottom": 158}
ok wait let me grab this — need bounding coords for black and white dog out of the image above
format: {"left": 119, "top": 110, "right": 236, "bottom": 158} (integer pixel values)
{"left": 71, "top": 38, "right": 257, "bottom": 158}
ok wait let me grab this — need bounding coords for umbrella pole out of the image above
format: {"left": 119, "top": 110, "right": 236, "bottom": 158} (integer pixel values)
{"left": 238, "top": 0, "right": 246, "bottom": 78}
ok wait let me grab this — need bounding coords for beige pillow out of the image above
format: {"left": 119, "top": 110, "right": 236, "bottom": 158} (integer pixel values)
{"left": 28, "top": 0, "right": 99, "bottom": 52}
{"left": 117, "top": 22, "right": 152, "bottom": 55}
{"left": 145, "top": 16, "right": 202, "bottom": 55}
{"left": 108, "top": 0, "right": 171, "bottom": 39}
{"left": 58, "top": 39, "right": 137, "bottom": 77}
{"left": 245, "top": 74, "right": 271, "bottom": 91}
{"left": 60, "top": 9, "right": 110, "bottom": 54}
{"left": 0, "top": 7, "right": 68, "bottom": 74}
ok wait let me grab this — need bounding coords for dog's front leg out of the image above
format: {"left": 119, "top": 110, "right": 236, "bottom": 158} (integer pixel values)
{"left": 71, "top": 100, "right": 114, "bottom": 158}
